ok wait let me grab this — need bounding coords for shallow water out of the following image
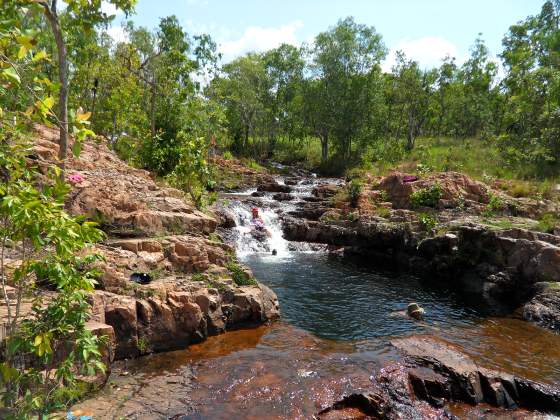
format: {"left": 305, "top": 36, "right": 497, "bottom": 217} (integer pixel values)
{"left": 243, "top": 252, "right": 485, "bottom": 340}
{"left": 75, "top": 178, "right": 560, "bottom": 418}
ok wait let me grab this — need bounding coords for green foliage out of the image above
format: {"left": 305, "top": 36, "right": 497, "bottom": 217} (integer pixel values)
{"left": 0, "top": 125, "right": 106, "bottom": 417}
{"left": 418, "top": 212, "right": 438, "bottom": 232}
{"left": 227, "top": 261, "right": 257, "bottom": 286}
{"left": 347, "top": 179, "right": 363, "bottom": 207}
{"left": 487, "top": 193, "right": 506, "bottom": 212}
{"left": 410, "top": 184, "right": 443, "bottom": 208}
{"left": 166, "top": 132, "right": 214, "bottom": 209}
{"left": 537, "top": 213, "right": 559, "bottom": 234}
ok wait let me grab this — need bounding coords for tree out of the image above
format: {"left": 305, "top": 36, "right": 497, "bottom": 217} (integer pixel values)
{"left": 310, "top": 17, "right": 387, "bottom": 160}
{"left": 0, "top": 11, "right": 107, "bottom": 416}
{"left": 34, "top": 0, "right": 136, "bottom": 171}
{"left": 500, "top": 1, "right": 560, "bottom": 173}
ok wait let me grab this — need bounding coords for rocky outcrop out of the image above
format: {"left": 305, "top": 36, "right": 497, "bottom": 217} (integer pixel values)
{"left": 392, "top": 335, "right": 560, "bottom": 412}
{"left": 380, "top": 171, "right": 490, "bottom": 210}
{"left": 284, "top": 213, "right": 560, "bottom": 326}
{"left": 522, "top": 284, "right": 560, "bottom": 331}
{"left": 28, "top": 125, "right": 280, "bottom": 360}
{"left": 257, "top": 181, "right": 292, "bottom": 193}
{"left": 320, "top": 335, "right": 560, "bottom": 418}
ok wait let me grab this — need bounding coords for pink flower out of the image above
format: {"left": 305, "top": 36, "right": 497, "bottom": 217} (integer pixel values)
{"left": 67, "top": 173, "right": 84, "bottom": 184}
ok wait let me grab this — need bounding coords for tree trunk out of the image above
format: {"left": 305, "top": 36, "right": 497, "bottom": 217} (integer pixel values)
{"left": 406, "top": 111, "right": 415, "bottom": 151}
{"left": 44, "top": 1, "right": 68, "bottom": 172}
{"left": 320, "top": 133, "right": 328, "bottom": 163}
{"left": 150, "top": 80, "right": 156, "bottom": 137}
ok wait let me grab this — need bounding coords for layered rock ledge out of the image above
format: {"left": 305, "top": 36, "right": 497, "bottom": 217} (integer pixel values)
{"left": 15, "top": 125, "right": 280, "bottom": 362}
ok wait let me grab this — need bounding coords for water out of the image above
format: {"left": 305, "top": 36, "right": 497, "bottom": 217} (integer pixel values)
{"left": 243, "top": 252, "right": 484, "bottom": 341}
{"left": 74, "top": 174, "right": 560, "bottom": 418}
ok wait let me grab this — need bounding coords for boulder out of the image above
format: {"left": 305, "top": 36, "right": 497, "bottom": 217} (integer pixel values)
{"left": 391, "top": 335, "right": 560, "bottom": 412}
{"left": 257, "top": 181, "right": 292, "bottom": 193}
{"left": 312, "top": 184, "right": 339, "bottom": 199}
{"left": 380, "top": 171, "right": 489, "bottom": 209}
{"left": 272, "top": 192, "right": 294, "bottom": 201}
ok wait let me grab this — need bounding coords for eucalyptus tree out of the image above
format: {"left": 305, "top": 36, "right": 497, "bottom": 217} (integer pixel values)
{"left": 310, "top": 17, "right": 387, "bottom": 160}
{"left": 500, "top": 0, "right": 560, "bottom": 173}
{"left": 29, "top": 0, "right": 135, "bottom": 170}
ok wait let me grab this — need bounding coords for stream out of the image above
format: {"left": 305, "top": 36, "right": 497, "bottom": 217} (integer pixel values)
{"left": 75, "top": 174, "right": 560, "bottom": 419}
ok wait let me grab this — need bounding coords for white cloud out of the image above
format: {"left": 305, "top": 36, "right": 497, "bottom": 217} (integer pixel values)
{"left": 382, "top": 36, "right": 462, "bottom": 72}
{"left": 105, "top": 25, "right": 129, "bottom": 44}
{"left": 218, "top": 21, "right": 304, "bottom": 63}
{"left": 100, "top": 1, "right": 123, "bottom": 17}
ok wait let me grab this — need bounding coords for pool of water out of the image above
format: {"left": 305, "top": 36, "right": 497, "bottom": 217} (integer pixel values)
{"left": 74, "top": 251, "right": 560, "bottom": 419}
{"left": 242, "top": 252, "right": 486, "bottom": 341}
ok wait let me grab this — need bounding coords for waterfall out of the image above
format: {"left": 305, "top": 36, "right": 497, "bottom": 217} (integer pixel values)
{"left": 218, "top": 174, "right": 342, "bottom": 259}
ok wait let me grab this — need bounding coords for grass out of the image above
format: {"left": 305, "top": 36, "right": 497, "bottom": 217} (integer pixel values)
{"left": 227, "top": 261, "right": 257, "bottom": 286}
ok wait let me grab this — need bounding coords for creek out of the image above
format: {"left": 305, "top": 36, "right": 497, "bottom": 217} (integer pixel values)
{"left": 75, "top": 174, "right": 560, "bottom": 419}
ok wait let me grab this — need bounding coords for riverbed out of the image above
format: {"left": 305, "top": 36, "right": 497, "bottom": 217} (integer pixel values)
{"left": 73, "top": 177, "right": 560, "bottom": 419}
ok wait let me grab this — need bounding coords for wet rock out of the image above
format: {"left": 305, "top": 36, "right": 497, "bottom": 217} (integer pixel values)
{"left": 522, "top": 286, "right": 560, "bottom": 331}
{"left": 285, "top": 177, "right": 300, "bottom": 186}
{"left": 251, "top": 191, "right": 266, "bottom": 197}
{"left": 214, "top": 209, "right": 236, "bottom": 228}
{"left": 313, "top": 184, "right": 339, "bottom": 199}
{"left": 273, "top": 192, "right": 294, "bottom": 201}
{"left": 257, "top": 181, "right": 292, "bottom": 193}
{"left": 391, "top": 335, "right": 560, "bottom": 412}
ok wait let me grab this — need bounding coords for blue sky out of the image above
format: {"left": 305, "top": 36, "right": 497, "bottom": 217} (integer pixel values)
{"left": 105, "top": 0, "right": 545, "bottom": 69}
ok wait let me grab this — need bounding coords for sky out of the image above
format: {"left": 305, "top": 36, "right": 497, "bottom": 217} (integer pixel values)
{"left": 105, "top": 0, "right": 545, "bottom": 70}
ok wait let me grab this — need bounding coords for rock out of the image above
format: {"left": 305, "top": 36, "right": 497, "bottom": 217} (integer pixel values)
{"left": 272, "top": 192, "right": 294, "bottom": 201}
{"left": 313, "top": 184, "right": 339, "bottom": 199}
{"left": 522, "top": 286, "right": 560, "bottom": 331}
{"left": 380, "top": 171, "right": 489, "bottom": 209}
{"left": 257, "top": 181, "right": 292, "bottom": 193}
{"left": 251, "top": 191, "right": 266, "bottom": 197}
{"left": 391, "top": 335, "right": 560, "bottom": 412}
{"left": 214, "top": 209, "right": 236, "bottom": 228}
{"left": 284, "top": 177, "right": 300, "bottom": 186}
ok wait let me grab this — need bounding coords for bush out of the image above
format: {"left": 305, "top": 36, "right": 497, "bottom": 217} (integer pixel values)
{"left": 410, "top": 184, "right": 443, "bottom": 208}
{"left": 223, "top": 151, "right": 234, "bottom": 160}
{"left": 0, "top": 130, "right": 107, "bottom": 417}
{"left": 227, "top": 261, "right": 257, "bottom": 286}
{"left": 418, "top": 212, "right": 438, "bottom": 232}
{"left": 348, "top": 179, "right": 363, "bottom": 207}
{"left": 537, "top": 213, "right": 559, "bottom": 234}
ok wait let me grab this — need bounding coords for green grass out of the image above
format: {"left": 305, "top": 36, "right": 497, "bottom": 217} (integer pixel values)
{"left": 227, "top": 261, "right": 257, "bottom": 286}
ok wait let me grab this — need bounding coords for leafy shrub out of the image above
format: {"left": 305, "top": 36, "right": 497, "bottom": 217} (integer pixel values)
{"left": 223, "top": 150, "right": 234, "bottom": 160}
{"left": 0, "top": 130, "right": 107, "bottom": 417}
{"left": 166, "top": 132, "right": 213, "bottom": 209}
{"left": 418, "top": 212, "right": 438, "bottom": 232}
{"left": 410, "top": 184, "right": 443, "bottom": 208}
{"left": 348, "top": 179, "right": 363, "bottom": 207}
{"left": 487, "top": 193, "right": 506, "bottom": 212}
{"left": 227, "top": 261, "right": 257, "bottom": 286}
{"left": 537, "top": 213, "right": 559, "bottom": 234}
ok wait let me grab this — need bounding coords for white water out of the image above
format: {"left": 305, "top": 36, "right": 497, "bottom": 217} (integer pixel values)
{"left": 219, "top": 174, "right": 345, "bottom": 260}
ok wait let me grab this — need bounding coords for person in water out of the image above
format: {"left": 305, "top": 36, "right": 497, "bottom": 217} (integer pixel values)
{"left": 250, "top": 207, "right": 271, "bottom": 238}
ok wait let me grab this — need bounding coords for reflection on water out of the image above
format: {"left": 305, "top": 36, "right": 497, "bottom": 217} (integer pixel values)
{"left": 243, "top": 252, "right": 486, "bottom": 340}
{"left": 75, "top": 246, "right": 560, "bottom": 418}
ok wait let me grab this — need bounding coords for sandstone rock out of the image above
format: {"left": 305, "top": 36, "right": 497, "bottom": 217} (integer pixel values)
{"left": 273, "top": 192, "right": 294, "bottom": 201}
{"left": 257, "top": 181, "right": 292, "bottom": 193}
{"left": 313, "top": 184, "right": 339, "bottom": 199}
{"left": 392, "top": 335, "right": 560, "bottom": 412}
{"left": 522, "top": 286, "right": 560, "bottom": 331}
{"left": 380, "top": 171, "right": 489, "bottom": 209}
